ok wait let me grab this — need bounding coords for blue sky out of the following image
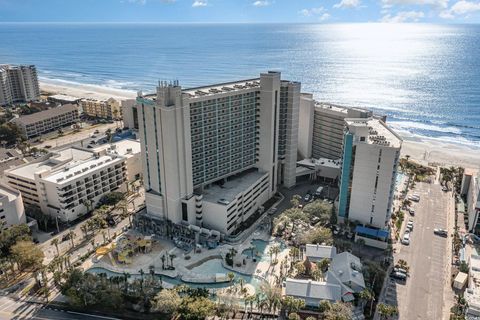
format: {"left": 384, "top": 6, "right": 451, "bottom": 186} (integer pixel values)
{"left": 0, "top": 0, "right": 479, "bottom": 23}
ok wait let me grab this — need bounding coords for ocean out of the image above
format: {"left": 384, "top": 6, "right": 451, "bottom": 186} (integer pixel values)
{"left": 0, "top": 23, "right": 479, "bottom": 148}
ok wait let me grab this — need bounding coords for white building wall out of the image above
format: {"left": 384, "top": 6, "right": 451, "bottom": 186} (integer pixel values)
{"left": 298, "top": 93, "right": 314, "bottom": 159}
{"left": 348, "top": 145, "right": 399, "bottom": 227}
{"left": 0, "top": 184, "right": 26, "bottom": 229}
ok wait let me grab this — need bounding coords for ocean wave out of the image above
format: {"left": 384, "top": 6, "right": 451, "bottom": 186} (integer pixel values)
{"left": 389, "top": 120, "right": 463, "bottom": 135}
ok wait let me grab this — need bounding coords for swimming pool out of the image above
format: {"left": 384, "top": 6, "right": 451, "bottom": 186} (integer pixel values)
{"left": 87, "top": 265, "right": 265, "bottom": 290}
{"left": 188, "top": 258, "right": 230, "bottom": 275}
{"left": 242, "top": 239, "right": 286, "bottom": 261}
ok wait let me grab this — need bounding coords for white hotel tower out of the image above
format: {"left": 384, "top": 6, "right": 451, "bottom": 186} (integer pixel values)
{"left": 136, "top": 72, "right": 300, "bottom": 236}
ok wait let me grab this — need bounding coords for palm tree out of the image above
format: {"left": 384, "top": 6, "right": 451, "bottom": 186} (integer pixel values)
{"left": 161, "top": 254, "right": 166, "bottom": 270}
{"left": 359, "top": 288, "right": 374, "bottom": 311}
{"left": 51, "top": 238, "right": 59, "bottom": 256}
{"left": 169, "top": 253, "right": 175, "bottom": 269}
{"left": 377, "top": 303, "right": 398, "bottom": 320}
{"left": 260, "top": 282, "right": 281, "bottom": 315}
{"left": 80, "top": 224, "right": 89, "bottom": 239}
{"left": 149, "top": 264, "right": 155, "bottom": 283}
{"left": 227, "top": 272, "right": 235, "bottom": 283}
{"left": 139, "top": 268, "right": 145, "bottom": 291}
{"left": 68, "top": 230, "right": 76, "bottom": 249}
{"left": 237, "top": 277, "right": 245, "bottom": 291}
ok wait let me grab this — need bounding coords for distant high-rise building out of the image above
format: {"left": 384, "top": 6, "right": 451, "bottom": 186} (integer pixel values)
{"left": 298, "top": 97, "right": 372, "bottom": 160}
{"left": 136, "top": 72, "right": 300, "bottom": 235}
{"left": 0, "top": 64, "right": 40, "bottom": 106}
{"left": 338, "top": 118, "right": 402, "bottom": 229}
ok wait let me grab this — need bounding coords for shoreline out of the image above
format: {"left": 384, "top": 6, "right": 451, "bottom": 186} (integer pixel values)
{"left": 39, "top": 80, "right": 480, "bottom": 169}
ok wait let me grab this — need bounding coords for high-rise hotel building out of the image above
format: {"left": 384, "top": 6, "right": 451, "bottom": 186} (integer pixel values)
{"left": 137, "top": 72, "right": 300, "bottom": 235}
{"left": 0, "top": 64, "right": 40, "bottom": 106}
{"left": 338, "top": 118, "right": 402, "bottom": 229}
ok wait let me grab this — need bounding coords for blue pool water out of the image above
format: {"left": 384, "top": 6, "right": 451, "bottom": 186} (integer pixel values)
{"left": 242, "top": 239, "right": 286, "bottom": 261}
{"left": 87, "top": 265, "right": 264, "bottom": 290}
{"left": 189, "top": 258, "right": 230, "bottom": 275}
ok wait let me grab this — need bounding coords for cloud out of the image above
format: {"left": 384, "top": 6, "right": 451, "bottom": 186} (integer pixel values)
{"left": 381, "top": 0, "right": 448, "bottom": 9}
{"left": 334, "top": 0, "right": 361, "bottom": 9}
{"left": 192, "top": 0, "right": 207, "bottom": 7}
{"left": 440, "top": 0, "right": 480, "bottom": 18}
{"left": 253, "top": 0, "right": 271, "bottom": 7}
{"left": 299, "top": 7, "right": 331, "bottom": 20}
{"left": 380, "top": 10, "right": 425, "bottom": 22}
{"left": 299, "top": 7, "right": 327, "bottom": 16}
{"left": 319, "top": 13, "right": 331, "bottom": 20}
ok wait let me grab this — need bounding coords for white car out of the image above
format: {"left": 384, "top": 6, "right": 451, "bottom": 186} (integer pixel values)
{"left": 401, "top": 233, "right": 410, "bottom": 245}
{"left": 408, "top": 195, "right": 420, "bottom": 202}
{"left": 406, "top": 221, "right": 414, "bottom": 231}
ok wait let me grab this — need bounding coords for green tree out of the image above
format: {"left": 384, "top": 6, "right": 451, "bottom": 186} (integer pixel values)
{"left": 0, "top": 224, "right": 31, "bottom": 257}
{"left": 151, "top": 289, "right": 181, "bottom": 315}
{"left": 288, "top": 313, "right": 301, "bottom": 320}
{"left": 377, "top": 303, "right": 398, "bottom": 320}
{"left": 303, "top": 200, "right": 333, "bottom": 225}
{"left": 11, "top": 240, "right": 44, "bottom": 271}
{"left": 291, "top": 195, "right": 302, "bottom": 208}
{"left": 51, "top": 238, "right": 60, "bottom": 256}
{"left": 177, "top": 296, "right": 215, "bottom": 320}
{"left": 321, "top": 301, "right": 352, "bottom": 320}
{"left": 301, "top": 226, "right": 333, "bottom": 245}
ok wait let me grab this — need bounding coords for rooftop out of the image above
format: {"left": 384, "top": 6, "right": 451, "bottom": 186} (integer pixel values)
{"left": 329, "top": 252, "right": 366, "bottom": 290}
{"left": 285, "top": 278, "right": 342, "bottom": 302}
{"left": 92, "top": 139, "right": 141, "bottom": 158}
{"left": 466, "top": 255, "right": 480, "bottom": 313}
{"left": 297, "top": 158, "right": 341, "bottom": 170}
{"left": 202, "top": 169, "right": 268, "bottom": 204}
{"left": 12, "top": 104, "right": 78, "bottom": 125}
{"left": 346, "top": 117, "right": 402, "bottom": 149}
{"left": 182, "top": 78, "right": 261, "bottom": 99}
{"left": 48, "top": 94, "right": 80, "bottom": 102}
{"left": 43, "top": 154, "right": 122, "bottom": 184}
{"left": 305, "top": 244, "right": 337, "bottom": 260}
{"left": 0, "top": 183, "right": 20, "bottom": 202}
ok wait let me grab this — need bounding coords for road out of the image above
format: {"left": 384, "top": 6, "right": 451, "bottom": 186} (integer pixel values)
{"left": 0, "top": 296, "right": 122, "bottom": 320}
{"left": 389, "top": 180, "right": 454, "bottom": 320}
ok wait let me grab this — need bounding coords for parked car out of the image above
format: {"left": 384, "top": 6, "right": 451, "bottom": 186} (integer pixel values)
{"left": 409, "top": 208, "right": 415, "bottom": 216}
{"left": 391, "top": 271, "right": 407, "bottom": 281}
{"left": 401, "top": 233, "right": 410, "bottom": 245}
{"left": 333, "top": 225, "right": 340, "bottom": 235}
{"left": 434, "top": 228, "right": 448, "bottom": 237}
{"left": 408, "top": 195, "right": 420, "bottom": 202}
{"left": 442, "top": 186, "right": 449, "bottom": 192}
{"left": 304, "top": 194, "right": 312, "bottom": 202}
{"left": 393, "top": 267, "right": 408, "bottom": 275}
{"left": 406, "top": 221, "right": 414, "bottom": 231}
{"left": 94, "top": 129, "right": 100, "bottom": 134}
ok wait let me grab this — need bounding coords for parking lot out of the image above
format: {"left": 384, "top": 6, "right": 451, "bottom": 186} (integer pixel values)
{"left": 384, "top": 180, "right": 454, "bottom": 319}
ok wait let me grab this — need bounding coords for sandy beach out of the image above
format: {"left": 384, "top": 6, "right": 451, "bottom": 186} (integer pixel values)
{"left": 40, "top": 80, "right": 480, "bottom": 169}
{"left": 40, "top": 79, "right": 137, "bottom": 101}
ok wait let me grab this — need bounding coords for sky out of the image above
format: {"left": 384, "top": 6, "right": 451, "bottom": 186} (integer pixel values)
{"left": 0, "top": 0, "right": 479, "bottom": 23}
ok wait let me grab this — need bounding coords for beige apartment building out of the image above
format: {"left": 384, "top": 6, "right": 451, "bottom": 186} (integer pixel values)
{"left": 12, "top": 104, "right": 80, "bottom": 139}
{"left": 80, "top": 97, "right": 122, "bottom": 119}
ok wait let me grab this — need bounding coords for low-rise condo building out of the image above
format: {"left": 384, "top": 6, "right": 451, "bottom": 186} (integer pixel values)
{"left": 12, "top": 104, "right": 79, "bottom": 139}
{"left": 136, "top": 72, "right": 301, "bottom": 237}
{"left": 338, "top": 118, "right": 402, "bottom": 229}
{"left": 5, "top": 140, "right": 141, "bottom": 222}
{"left": 47, "top": 94, "right": 81, "bottom": 105}
{"left": 298, "top": 97, "right": 372, "bottom": 160}
{"left": 0, "top": 64, "right": 40, "bottom": 106}
{"left": 80, "top": 98, "right": 122, "bottom": 119}
{"left": 0, "top": 183, "right": 26, "bottom": 230}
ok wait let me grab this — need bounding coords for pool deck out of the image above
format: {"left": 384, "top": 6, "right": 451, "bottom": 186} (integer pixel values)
{"left": 86, "top": 226, "right": 290, "bottom": 290}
